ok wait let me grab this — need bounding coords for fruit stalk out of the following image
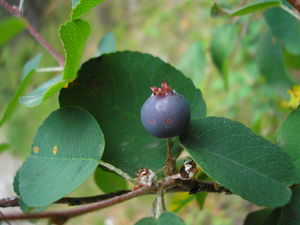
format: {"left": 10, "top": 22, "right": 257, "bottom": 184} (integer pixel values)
{"left": 163, "top": 138, "right": 178, "bottom": 176}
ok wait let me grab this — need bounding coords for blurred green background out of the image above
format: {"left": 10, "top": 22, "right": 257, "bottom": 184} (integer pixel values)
{"left": 0, "top": 0, "right": 298, "bottom": 224}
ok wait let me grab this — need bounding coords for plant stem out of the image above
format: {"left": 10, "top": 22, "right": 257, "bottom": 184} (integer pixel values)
{"left": 0, "top": 0, "right": 65, "bottom": 66}
{"left": 0, "top": 179, "right": 175, "bottom": 221}
{"left": 0, "top": 191, "right": 130, "bottom": 208}
{"left": 0, "top": 179, "right": 230, "bottom": 221}
{"left": 154, "top": 189, "right": 165, "bottom": 218}
{"left": 163, "top": 138, "right": 177, "bottom": 176}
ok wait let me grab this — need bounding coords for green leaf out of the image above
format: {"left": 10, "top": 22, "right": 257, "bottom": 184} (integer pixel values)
{"left": 0, "top": 54, "right": 42, "bottom": 126}
{"left": 94, "top": 167, "right": 127, "bottom": 193}
{"left": 13, "top": 171, "right": 33, "bottom": 212}
{"left": 169, "top": 193, "right": 195, "bottom": 212}
{"left": 97, "top": 32, "right": 116, "bottom": 56}
{"left": 210, "top": 24, "right": 238, "bottom": 88}
{"left": 71, "top": 0, "right": 104, "bottom": 20}
{"left": 180, "top": 117, "right": 294, "bottom": 206}
{"left": 0, "top": 143, "right": 10, "bottom": 153}
{"left": 230, "top": 0, "right": 282, "bottom": 17}
{"left": 0, "top": 17, "right": 26, "bottom": 46}
{"left": 256, "top": 32, "right": 292, "bottom": 88}
{"left": 264, "top": 7, "right": 300, "bottom": 56}
{"left": 19, "top": 106, "right": 104, "bottom": 207}
{"left": 277, "top": 185, "right": 300, "bottom": 225}
{"left": 59, "top": 19, "right": 91, "bottom": 80}
{"left": 134, "top": 211, "right": 186, "bottom": 225}
{"left": 284, "top": 50, "right": 300, "bottom": 69}
{"left": 59, "top": 51, "right": 206, "bottom": 176}
{"left": 277, "top": 106, "right": 300, "bottom": 184}
{"left": 244, "top": 208, "right": 281, "bottom": 225}
{"left": 177, "top": 41, "right": 206, "bottom": 88}
{"left": 19, "top": 75, "right": 68, "bottom": 107}
{"left": 195, "top": 192, "right": 207, "bottom": 209}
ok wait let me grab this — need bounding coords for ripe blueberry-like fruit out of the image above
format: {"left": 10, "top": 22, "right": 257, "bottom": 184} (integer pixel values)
{"left": 140, "top": 81, "right": 191, "bottom": 138}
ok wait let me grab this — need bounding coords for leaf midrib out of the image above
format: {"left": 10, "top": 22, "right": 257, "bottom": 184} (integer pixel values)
{"left": 190, "top": 145, "right": 288, "bottom": 188}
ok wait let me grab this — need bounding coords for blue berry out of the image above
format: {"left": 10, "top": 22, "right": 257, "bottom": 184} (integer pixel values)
{"left": 140, "top": 82, "right": 191, "bottom": 138}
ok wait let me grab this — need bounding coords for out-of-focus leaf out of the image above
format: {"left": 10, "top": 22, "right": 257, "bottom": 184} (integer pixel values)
{"left": 280, "top": 86, "right": 300, "bottom": 110}
{"left": 0, "top": 143, "right": 10, "bottom": 153}
{"left": 277, "top": 185, "right": 300, "bottom": 225}
{"left": 284, "top": 50, "right": 300, "bottom": 69}
{"left": 19, "top": 106, "right": 104, "bottom": 207}
{"left": 264, "top": 7, "right": 300, "bottom": 55}
{"left": 181, "top": 117, "right": 294, "bottom": 207}
{"left": 0, "top": 18, "right": 26, "bottom": 46}
{"left": 59, "top": 51, "right": 206, "bottom": 176}
{"left": 195, "top": 192, "right": 207, "bottom": 209}
{"left": 244, "top": 208, "right": 273, "bottom": 225}
{"left": 256, "top": 32, "right": 292, "bottom": 88}
{"left": 19, "top": 75, "right": 68, "bottom": 107}
{"left": 97, "top": 32, "right": 116, "bottom": 56}
{"left": 169, "top": 192, "right": 194, "bottom": 212}
{"left": 243, "top": 208, "right": 281, "bottom": 225}
{"left": 277, "top": 106, "right": 300, "bottom": 183}
{"left": 134, "top": 211, "right": 186, "bottom": 225}
{"left": 0, "top": 54, "right": 42, "bottom": 126}
{"left": 59, "top": 19, "right": 91, "bottom": 80}
{"left": 230, "top": 0, "right": 282, "bottom": 17}
{"left": 210, "top": 24, "right": 238, "bottom": 88}
{"left": 178, "top": 41, "right": 206, "bottom": 88}
{"left": 94, "top": 167, "right": 127, "bottom": 193}
{"left": 71, "top": 0, "right": 104, "bottom": 20}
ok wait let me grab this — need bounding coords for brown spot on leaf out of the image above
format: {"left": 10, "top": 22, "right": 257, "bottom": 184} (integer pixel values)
{"left": 33, "top": 146, "right": 39, "bottom": 153}
{"left": 52, "top": 145, "right": 58, "bottom": 155}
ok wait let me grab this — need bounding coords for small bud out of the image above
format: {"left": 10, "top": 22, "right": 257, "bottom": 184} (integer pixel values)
{"left": 179, "top": 158, "right": 198, "bottom": 180}
{"left": 136, "top": 168, "right": 157, "bottom": 187}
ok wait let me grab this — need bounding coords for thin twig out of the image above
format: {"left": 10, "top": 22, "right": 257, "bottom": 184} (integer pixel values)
{"left": 0, "top": 180, "right": 176, "bottom": 221}
{"left": 0, "top": 179, "right": 230, "bottom": 209}
{"left": 0, "top": 179, "right": 230, "bottom": 221}
{"left": 55, "top": 190, "right": 131, "bottom": 206}
{"left": 0, "top": 191, "right": 130, "bottom": 208}
{"left": 0, "top": 0, "right": 64, "bottom": 66}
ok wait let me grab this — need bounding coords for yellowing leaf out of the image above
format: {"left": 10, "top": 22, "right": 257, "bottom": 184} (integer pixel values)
{"left": 169, "top": 192, "right": 194, "bottom": 212}
{"left": 280, "top": 86, "right": 300, "bottom": 110}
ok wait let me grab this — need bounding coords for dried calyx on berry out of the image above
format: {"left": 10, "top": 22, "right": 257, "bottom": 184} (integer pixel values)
{"left": 151, "top": 81, "right": 173, "bottom": 96}
{"left": 141, "top": 81, "right": 191, "bottom": 138}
